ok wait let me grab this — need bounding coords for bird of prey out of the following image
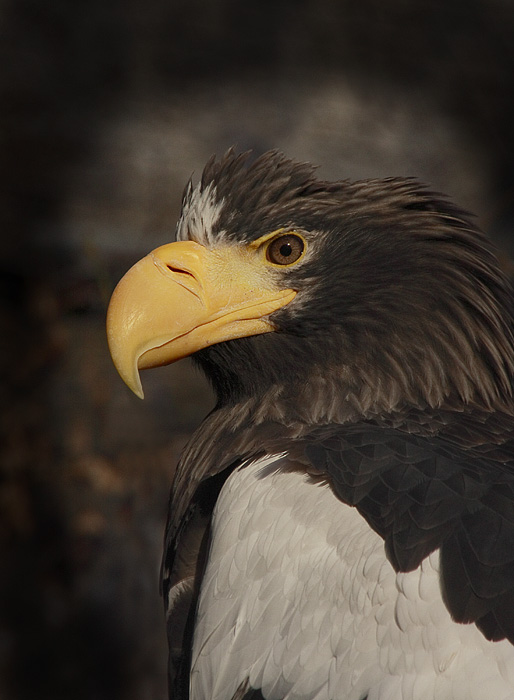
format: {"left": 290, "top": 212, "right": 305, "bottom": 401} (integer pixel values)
{"left": 107, "top": 150, "right": 514, "bottom": 700}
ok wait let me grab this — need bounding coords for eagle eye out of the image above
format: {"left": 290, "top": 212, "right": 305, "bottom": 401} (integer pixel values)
{"left": 266, "top": 234, "right": 305, "bottom": 266}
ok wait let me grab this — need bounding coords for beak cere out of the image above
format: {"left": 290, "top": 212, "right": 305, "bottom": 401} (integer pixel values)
{"left": 106, "top": 240, "right": 296, "bottom": 398}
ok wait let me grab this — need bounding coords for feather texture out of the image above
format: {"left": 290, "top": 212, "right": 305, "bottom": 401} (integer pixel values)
{"left": 191, "top": 456, "right": 514, "bottom": 700}
{"left": 157, "top": 151, "right": 514, "bottom": 698}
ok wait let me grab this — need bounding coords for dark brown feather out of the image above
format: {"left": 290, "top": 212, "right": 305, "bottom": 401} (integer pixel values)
{"left": 163, "top": 151, "right": 514, "bottom": 697}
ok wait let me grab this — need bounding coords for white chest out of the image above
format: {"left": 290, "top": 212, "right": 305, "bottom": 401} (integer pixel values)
{"left": 191, "top": 457, "right": 514, "bottom": 700}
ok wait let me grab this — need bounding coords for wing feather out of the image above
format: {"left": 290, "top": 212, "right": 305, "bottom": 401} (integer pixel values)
{"left": 305, "top": 423, "right": 514, "bottom": 642}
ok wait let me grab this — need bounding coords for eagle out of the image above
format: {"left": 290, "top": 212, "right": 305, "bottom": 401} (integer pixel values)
{"left": 106, "top": 150, "right": 514, "bottom": 700}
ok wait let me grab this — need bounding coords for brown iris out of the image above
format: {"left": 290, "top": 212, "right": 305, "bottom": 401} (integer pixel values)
{"left": 266, "top": 234, "right": 305, "bottom": 266}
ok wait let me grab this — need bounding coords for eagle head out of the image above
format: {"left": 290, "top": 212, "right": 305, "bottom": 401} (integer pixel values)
{"left": 107, "top": 150, "right": 514, "bottom": 422}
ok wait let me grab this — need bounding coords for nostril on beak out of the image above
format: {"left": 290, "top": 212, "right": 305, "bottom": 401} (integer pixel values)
{"left": 166, "top": 265, "right": 195, "bottom": 278}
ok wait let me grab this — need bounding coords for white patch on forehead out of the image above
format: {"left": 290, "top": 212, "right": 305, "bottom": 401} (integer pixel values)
{"left": 176, "top": 182, "right": 226, "bottom": 245}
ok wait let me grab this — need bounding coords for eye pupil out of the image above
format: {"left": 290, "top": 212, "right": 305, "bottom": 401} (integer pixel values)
{"left": 266, "top": 234, "right": 305, "bottom": 265}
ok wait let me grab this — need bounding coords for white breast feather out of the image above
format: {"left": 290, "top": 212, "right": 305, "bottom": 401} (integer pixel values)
{"left": 190, "top": 456, "right": 514, "bottom": 700}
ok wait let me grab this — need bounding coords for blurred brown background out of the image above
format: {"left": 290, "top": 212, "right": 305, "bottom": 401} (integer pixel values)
{"left": 1, "top": 1, "right": 514, "bottom": 698}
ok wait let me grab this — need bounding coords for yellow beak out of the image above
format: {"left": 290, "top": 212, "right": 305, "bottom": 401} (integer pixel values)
{"left": 106, "top": 240, "right": 296, "bottom": 398}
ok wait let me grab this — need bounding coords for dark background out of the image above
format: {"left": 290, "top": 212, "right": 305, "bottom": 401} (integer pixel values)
{"left": 2, "top": 1, "right": 514, "bottom": 698}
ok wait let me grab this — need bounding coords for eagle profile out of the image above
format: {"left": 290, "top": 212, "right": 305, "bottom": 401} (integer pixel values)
{"left": 107, "top": 150, "right": 514, "bottom": 700}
